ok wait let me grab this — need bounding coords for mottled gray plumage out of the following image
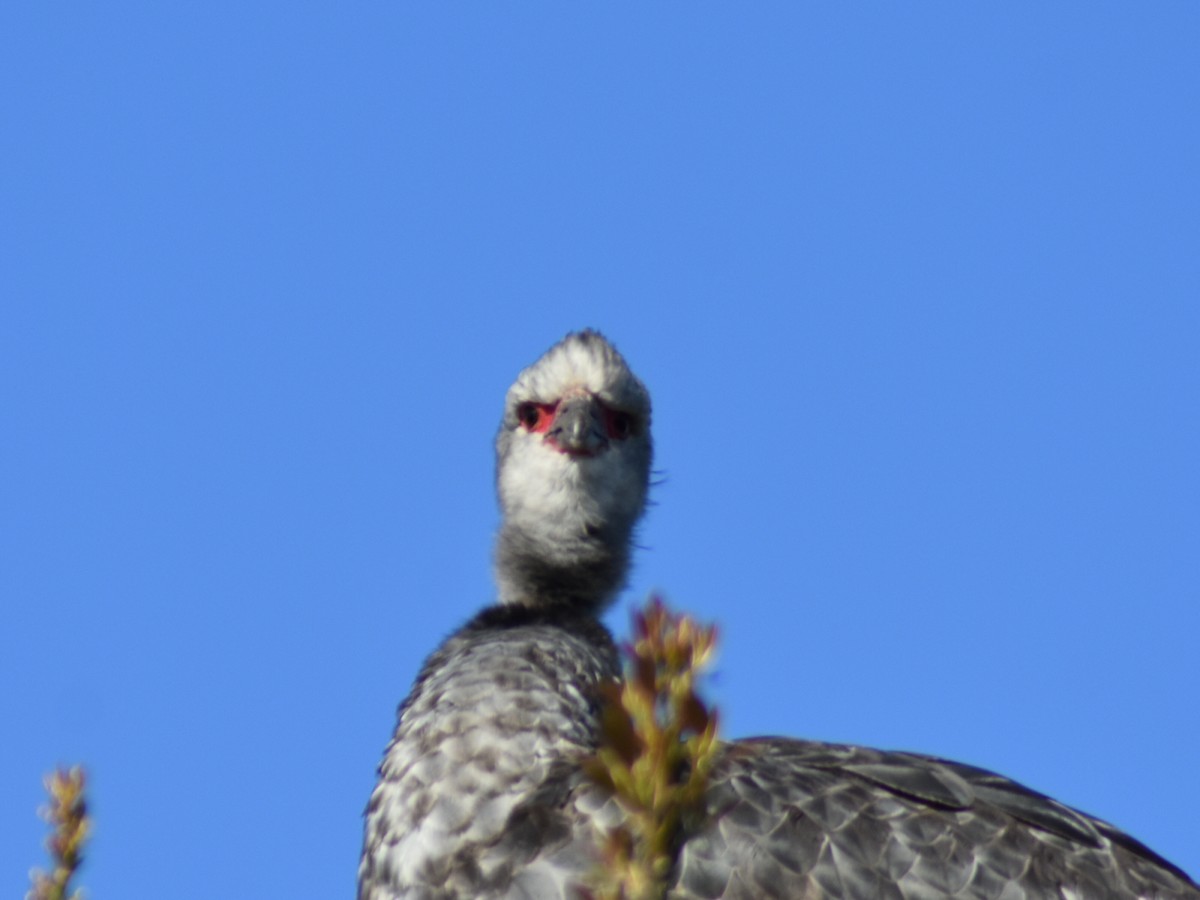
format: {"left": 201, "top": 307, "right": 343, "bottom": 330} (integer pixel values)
{"left": 671, "top": 740, "right": 1197, "bottom": 899}
{"left": 360, "top": 330, "right": 1198, "bottom": 900}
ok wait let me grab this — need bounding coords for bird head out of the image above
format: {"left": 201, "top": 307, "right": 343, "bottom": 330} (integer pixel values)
{"left": 494, "top": 330, "right": 652, "bottom": 611}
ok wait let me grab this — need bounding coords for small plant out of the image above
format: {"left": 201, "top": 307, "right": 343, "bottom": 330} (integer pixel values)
{"left": 28, "top": 766, "right": 90, "bottom": 900}
{"left": 584, "top": 597, "right": 720, "bottom": 900}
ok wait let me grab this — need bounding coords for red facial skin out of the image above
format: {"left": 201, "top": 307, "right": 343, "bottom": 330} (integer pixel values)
{"left": 517, "top": 399, "right": 635, "bottom": 457}
{"left": 519, "top": 402, "right": 558, "bottom": 435}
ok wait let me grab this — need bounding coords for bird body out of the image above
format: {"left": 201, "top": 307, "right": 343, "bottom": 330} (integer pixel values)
{"left": 358, "top": 605, "right": 618, "bottom": 898}
{"left": 359, "top": 330, "right": 1198, "bottom": 900}
{"left": 672, "top": 739, "right": 1197, "bottom": 899}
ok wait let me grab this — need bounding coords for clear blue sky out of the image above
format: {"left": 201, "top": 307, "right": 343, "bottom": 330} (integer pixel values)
{"left": 2, "top": 5, "right": 1197, "bottom": 896}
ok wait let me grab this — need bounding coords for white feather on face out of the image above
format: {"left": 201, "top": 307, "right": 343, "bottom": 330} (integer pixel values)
{"left": 504, "top": 330, "right": 651, "bottom": 416}
{"left": 494, "top": 330, "right": 652, "bottom": 608}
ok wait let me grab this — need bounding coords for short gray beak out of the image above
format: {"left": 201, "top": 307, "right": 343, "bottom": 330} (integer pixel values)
{"left": 549, "top": 395, "right": 606, "bottom": 456}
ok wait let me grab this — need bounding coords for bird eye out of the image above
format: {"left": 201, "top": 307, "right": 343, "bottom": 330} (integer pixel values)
{"left": 606, "top": 409, "right": 635, "bottom": 439}
{"left": 516, "top": 401, "right": 556, "bottom": 433}
{"left": 518, "top": 403, "right": 540, "bottom": 429}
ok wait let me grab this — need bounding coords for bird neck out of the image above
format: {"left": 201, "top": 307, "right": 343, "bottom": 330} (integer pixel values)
{"left": 494, "top": 517, "right": 630, "bottom": 613}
